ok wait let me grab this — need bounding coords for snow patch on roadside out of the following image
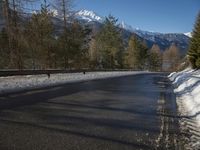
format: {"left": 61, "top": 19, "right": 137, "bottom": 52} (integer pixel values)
{"left": 169, "top": 68, "right": 200, "bottom": 149}
{"left": 169, "top": 68, "right": 200, "bottom": 126}
{"left": 0, "top": 71, "right": 145, "bottom": 95}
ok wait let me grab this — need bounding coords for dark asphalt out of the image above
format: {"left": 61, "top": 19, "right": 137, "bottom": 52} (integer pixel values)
{"left": 0, "top": 73, "right": 185, "bottom": 150}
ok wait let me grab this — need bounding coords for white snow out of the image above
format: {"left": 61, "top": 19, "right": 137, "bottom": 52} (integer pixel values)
{"left": 169, "top": 68, "right": 200, "bottom": 126}
{"left": 75, "top": 9, "right": 103, "bottom": 22}
{"left": 0, "top": 71, "right": 146, "bottom": 95}
{"left": 184, "top": 32, "right": 192, "bottom": 38}
{"left": 50, "top": 9, "right": 58, "bottom": 17}
{"left": 169, "top": 68, "right": 200, "bottom": 148}
{"left": 119, "top": 21, "right": 134, "bottom": 32}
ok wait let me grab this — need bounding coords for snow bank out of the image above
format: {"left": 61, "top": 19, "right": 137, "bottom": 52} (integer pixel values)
{"left": 0, "top": 71, "right": 145, "bottom": 95}
{"left": 169, "top": 68, "right": 200, "bottom": 148}
{"left": 169, "top": 68, "right": 200, "bottom": 127}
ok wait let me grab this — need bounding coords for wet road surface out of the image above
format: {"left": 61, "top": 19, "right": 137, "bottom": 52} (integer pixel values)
{"left": 0, "top": 73, "right": 185, "bottom": 150}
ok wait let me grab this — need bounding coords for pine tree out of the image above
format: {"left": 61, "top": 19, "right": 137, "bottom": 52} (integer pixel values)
{"left": 57, "top": 28, "right": 70, "bottom": 69}
{"left": 70, "top": 21, "right": 91, "bottom": 69}
{"left": 188, "top": 11, "right": 200, "bottom": 68}
{"left": 95, "top": 15, "right": 124, "bottom": 68}
{"left": 148, "top": 44, "right": 162, "bottom": 71}
{"left": 89, "top": 37, "right": 100, "bottom": 68}
{"left": 126, "top": 34, "right": 148, "bottom": 70}
{"left": 140, "top": 40, "right": 148, "bottom": 69}
{"left": 54, "top": 0, "right": 72, "bottom": 69}
{"left": 25, "top": 0, "right": 54, "bottom": 69}
{"left": 0, "top": 28, "right": 10, "bottom": 68}
{"left": 2, "top": 0, "right": 20, "bottom": 69}
{"left": 58, "top": 21, "right": 91, "bottom": 69}
{"left": 126, "top": 35, "right": 139, "bottom": 69}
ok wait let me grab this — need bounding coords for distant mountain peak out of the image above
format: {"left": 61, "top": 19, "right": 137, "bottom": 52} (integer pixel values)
{"left": 119, "top": 21, "right": 134, "bottom": 32}
{"left": 75, "top": 9, "right": 103, "bottom": 22}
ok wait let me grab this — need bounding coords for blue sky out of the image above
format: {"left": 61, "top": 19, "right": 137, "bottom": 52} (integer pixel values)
{"left": 74, "top": 0, "right": 200, "bottom": 33}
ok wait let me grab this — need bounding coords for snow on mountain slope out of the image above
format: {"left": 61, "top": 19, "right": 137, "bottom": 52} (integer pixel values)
{"left": 116, "top": 18, "right": 189, "bottom": 51}
{"left": 75, "top": 9, "right": 103, "bottom": 22}
{"left": 119, "top": 21, "right": 134, "bottom": 32}
{"left": 184, "top": 32, "right": 192, "bottom": 38}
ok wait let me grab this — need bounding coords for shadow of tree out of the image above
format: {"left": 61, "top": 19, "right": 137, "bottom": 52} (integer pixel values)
{"left": 0, "top": 73, "right": 185, "bottom": 149}
{"left": 0, "top": 118, "right": 153, "bottom": 149}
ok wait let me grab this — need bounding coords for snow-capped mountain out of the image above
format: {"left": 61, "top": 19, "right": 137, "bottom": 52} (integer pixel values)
{"left": 132, "top": 29, "right": 189, "bottom": 43}
{"left": 73, "top": 9, "right": 190, "bottom": 54}
{"left": 75, "top": 10, "right": 103, "bottom": 22}
{"left": 118, "top": 22, "right": 190, "bottom": 52}
{"left": 184, "top": 32, "right": 192, "bottom": 38}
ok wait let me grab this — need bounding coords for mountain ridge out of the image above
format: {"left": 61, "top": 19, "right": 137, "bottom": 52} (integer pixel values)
{"left": 75, "top": 9, "right": 191, "bottom": 36}
{"left": 74, "top": 9, "right": 190, "bottom": 54}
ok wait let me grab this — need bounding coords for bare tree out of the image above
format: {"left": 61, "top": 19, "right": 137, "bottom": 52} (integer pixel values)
{"left": 52, "top": 0, "right": 72, "bottom": 29}
{"left": 163, "top": 43, "right": 181, "bottom": 71}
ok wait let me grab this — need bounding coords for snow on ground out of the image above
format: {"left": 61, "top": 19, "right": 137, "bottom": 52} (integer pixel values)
{"left": 169, "top": 68, "right": 200, "bottom": 148}
{"left": 0, "top": 71, "right": 146, "bottom": 95}
{"left": 169, "top": 68, "right": 200, "bottom": 126}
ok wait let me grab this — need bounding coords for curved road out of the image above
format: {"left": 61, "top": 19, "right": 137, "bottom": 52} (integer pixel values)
{"left": 0, "top": 73, "right": 185, "bottom": 149}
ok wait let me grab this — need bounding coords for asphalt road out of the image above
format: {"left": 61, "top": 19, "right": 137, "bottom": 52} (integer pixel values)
{"left": 0, "top": 73, "right": 185, "bottom": 150}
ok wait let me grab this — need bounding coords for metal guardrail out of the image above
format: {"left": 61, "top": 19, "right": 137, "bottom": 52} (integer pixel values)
{"left": 0, "top": 69, "right": 136, "bottom": 77}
